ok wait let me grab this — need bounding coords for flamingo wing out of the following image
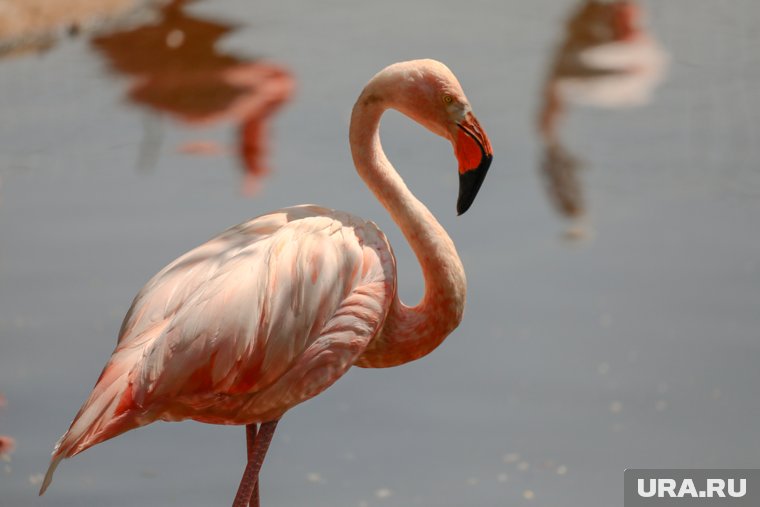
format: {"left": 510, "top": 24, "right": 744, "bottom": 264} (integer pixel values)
{"left": 43, "top": 205, "right": 395, "bottom": 492}
{"left": 126, "top": 205, "right": 395, "bottom": 411}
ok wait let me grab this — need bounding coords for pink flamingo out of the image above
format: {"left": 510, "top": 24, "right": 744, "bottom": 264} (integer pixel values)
{"left": 538, "top": 0, "right": 667, "bottom": 228}
{"left": 0, "top": 392, "right": 14, "bottom": 460}
{"left": 39, "top": 59, "right": 493, "bottom": 507}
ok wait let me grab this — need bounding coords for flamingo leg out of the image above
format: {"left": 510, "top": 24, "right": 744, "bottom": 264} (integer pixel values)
{"left": 245, "top": 424, "right": 260, "bottom": 507}
{"left": 232, "top": 420, "right": 278, "bottom": 507}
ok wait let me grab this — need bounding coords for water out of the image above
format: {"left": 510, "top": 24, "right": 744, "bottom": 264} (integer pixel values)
{"left": 1, "top": 0, "right": 759, "bottom": 506}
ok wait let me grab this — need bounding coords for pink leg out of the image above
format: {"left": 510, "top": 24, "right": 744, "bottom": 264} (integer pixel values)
{"left": 232, "top": 421, "right": 278, "bottom": 507}
{"left": 245, "top": 424, "right": 259, "bottom": 507}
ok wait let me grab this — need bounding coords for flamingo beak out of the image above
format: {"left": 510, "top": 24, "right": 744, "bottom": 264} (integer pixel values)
{"left": 454, "top": 112, "right": 493, "bottom": 215}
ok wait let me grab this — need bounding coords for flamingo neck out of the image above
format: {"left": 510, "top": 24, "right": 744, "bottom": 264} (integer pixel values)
{"left": 349, "top": 91, "right": 466, "bottom": 368}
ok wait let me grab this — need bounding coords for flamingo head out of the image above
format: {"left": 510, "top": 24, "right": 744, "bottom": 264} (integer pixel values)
{"left": 367, "top": 59, "right": 494, "bottom": 215}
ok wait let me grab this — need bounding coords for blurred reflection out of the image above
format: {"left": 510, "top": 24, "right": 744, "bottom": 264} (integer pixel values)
{"left": 91, "top": 0, "right": 295, "bottom": 193}
{"left": 538, "top": 0, "right": 667, "bottom": 237}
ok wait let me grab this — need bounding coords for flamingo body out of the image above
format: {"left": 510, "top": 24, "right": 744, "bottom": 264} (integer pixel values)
{"left": 43, "top": 205, "right": 395, "bottom": 491}
{"left": 41, "top": 59, "right": 494, "bottom": 505}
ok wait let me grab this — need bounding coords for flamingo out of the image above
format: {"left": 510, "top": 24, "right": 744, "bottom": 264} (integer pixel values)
{"left": 0, "top": 0, "right": 155, "bottom": 57}
{"left": 0, "top": 392, "right": 14, "bottom": 460}
{"left": 39, "top": 59, "right": 493, "bottom": 507}
{"left": 537, "top": 0, "right": 667, "bottom": 231}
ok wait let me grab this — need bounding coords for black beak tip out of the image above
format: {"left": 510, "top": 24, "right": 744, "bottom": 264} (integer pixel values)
{"left": 456, "top": 154, "right": 493, "bottom": 215}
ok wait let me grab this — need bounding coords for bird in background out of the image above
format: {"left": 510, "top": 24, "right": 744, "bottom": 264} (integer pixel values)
{"left": 40, "top": 59, "right": 494, "bottom": 507}
{"left": 537, "top": 0, "right": 667, "bottom": 238}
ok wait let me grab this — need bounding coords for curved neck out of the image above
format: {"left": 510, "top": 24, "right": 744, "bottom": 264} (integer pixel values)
{"left": 350, "top": 92, "right": 466, "bottom": 368}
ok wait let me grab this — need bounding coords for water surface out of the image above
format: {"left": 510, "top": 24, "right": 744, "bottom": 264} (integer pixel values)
{"left": 1, "top": 0, "right": 759, "bottom": 506}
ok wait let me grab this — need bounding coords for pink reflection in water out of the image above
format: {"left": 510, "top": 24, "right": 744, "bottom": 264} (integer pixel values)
{"left": 91, "top": 0, "right": 295, "bottom": 193}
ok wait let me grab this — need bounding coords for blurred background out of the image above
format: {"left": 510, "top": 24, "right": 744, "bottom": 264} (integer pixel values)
{"left": 0, "top": 0, "right": 758, "bottom": 505}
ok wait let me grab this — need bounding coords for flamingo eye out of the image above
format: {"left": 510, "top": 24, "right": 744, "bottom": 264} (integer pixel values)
{"left": 443, "top": 95, "right": 453, "bottom": 105}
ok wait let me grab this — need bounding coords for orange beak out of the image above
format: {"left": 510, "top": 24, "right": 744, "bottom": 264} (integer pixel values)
{"left": 454, "top": 112, "right": 493, "bottom": 215}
